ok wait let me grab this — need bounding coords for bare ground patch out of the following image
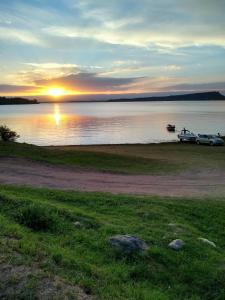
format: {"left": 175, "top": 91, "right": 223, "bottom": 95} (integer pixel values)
{"left": 0, "top": 157, "right": 225, "bottom": 197}
{"left": 0, "top": 262, "right": 95, "bottom": 300}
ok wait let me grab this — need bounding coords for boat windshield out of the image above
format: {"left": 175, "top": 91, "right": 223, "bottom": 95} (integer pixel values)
{"left": 182, "top": 130, "right": 190, "bottom": 134}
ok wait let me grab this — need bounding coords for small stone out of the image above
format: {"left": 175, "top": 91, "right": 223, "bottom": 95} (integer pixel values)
{"left": 168, "top": 239, "right": 185, "bottom": 250}
{"left": 109, "top": 235, "right": 149, "bottom": 253}
{"left": 168, "top": 223, "right": 177, "bottom": 227}
{"left": 198, "top": 238, "right": 216, "bottom": 248}
{"left": 73, "top": 221, "right": 82, "bottom": 228}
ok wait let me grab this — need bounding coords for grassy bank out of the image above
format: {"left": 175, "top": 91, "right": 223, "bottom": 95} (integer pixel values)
{"left": 0, "top": 141, "right": 180, "bottom": 174}
{"left": 1, "top": 141, "right": 225, "bottom": 174}
{"left": 1, "top": 185, "right": 225, "bottom": 299}
{"left": 61, "top": 141, "right": 225, "bottom": 171}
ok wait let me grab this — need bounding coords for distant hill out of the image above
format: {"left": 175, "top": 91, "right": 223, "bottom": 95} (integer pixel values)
{"left": 108, "top": 91, "right": 225, "bottom": 102}
{"left": 0, "top": 97, "right": 39, "bottom": 105}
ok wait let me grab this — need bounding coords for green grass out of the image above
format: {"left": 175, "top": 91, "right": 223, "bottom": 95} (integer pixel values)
{"left": 1, "top": 185, "right": 225, "bottom": 299}
{"left": 1, "top": 140, "right": 225, "bottom": 175}
{"left": 0, "top": 141, "right": 181, "bottom": 174}
{"left": 0, "top": 142, "right": 225, "bottom": 175}
{"left": 66, "top": 140, "right": 225, "bottom": 171}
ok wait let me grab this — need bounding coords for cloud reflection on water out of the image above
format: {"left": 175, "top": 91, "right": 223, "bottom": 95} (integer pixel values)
{"left": 1, "top": 102, "right": 225, "bottom": 145}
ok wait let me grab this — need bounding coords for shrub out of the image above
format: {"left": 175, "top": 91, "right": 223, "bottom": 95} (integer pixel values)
{"left": 15, "top": 203, "right": 60, "bottom": 231}
{"left": 0, "top": 125, "right": 19, "bottom": 142}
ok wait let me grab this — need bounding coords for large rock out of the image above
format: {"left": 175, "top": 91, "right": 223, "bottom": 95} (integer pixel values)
{"left": 109, "top": 235, "right": 149, "bottom": 253}
{"left": 168, "top": 239, "right": 185, "bottom": 250}
{"left": 198, "top": 238, "right": 216, "bottom": 248}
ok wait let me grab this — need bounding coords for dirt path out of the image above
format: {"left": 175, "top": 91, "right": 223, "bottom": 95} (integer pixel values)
{"left": 0, "top": 157, "right": 225, "bottom": 197}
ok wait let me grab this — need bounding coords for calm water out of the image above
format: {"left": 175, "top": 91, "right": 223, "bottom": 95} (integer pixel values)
{"left": 0, "top": 101, "right": 225, "bottom": 145}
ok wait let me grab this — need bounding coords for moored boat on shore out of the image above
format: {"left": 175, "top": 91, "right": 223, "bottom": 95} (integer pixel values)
{"left": 167, "top": 124, "right": 176, "bottom": 132}
{"left": 178, "top": 128, "right": 197, "bottom": 142}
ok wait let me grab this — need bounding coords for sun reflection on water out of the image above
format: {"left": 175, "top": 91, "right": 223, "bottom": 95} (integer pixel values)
{"left": 53, "top": 104, "right": 62, "bottom": 126}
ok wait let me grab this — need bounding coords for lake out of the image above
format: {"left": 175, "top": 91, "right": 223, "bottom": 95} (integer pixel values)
{"left": 0, "top": 101, "right": 225, "bottom": 145}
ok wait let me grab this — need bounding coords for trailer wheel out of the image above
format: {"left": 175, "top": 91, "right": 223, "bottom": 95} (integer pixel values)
{"left": 180, "top": 138, "right": 183, "bottom": 142}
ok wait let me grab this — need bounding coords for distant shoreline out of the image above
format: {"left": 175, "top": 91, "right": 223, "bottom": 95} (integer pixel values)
{"left": 0, "top": 97, "right": 39, "bottom": 105}
{"left": 42, "top": 98, "right": 225, "bottom": 104}
{"left": 1, "top": 91, "right": 225, "bottom": 105}
{"left": 107, "top": 91, "right": 225, "bottom": 102}
{"left": 43, "top": 91, "right": 225, "bottom": 103}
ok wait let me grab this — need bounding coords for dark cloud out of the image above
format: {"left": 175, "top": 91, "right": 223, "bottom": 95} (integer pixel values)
{"left": 1, "top": 78, "right": 225, "bottom": 97}
{"left": 163, "top": 81, "right": 225, "bottom": 93}
{"left": 35, "top": 72, "right": 145, "bottom": 92}
{"left": 0, "top": 84, "right": 38, "bottom": 94}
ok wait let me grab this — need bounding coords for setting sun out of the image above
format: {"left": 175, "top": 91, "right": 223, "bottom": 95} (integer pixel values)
{"left": 47, "top": 87, "right": 66, "bottom": 97}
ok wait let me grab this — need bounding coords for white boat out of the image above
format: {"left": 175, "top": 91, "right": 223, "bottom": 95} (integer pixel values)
{"left": 178, "top": 128, "right": 197, "bottom": 142}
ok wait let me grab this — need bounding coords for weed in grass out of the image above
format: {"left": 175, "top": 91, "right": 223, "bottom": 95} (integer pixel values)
{"left": 14, "top": 203, "right": 60, "bottom": 232}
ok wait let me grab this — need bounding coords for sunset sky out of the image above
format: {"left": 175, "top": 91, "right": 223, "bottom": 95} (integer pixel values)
{"left": 0, "top": 0, "right": 225, "bottom": 99}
